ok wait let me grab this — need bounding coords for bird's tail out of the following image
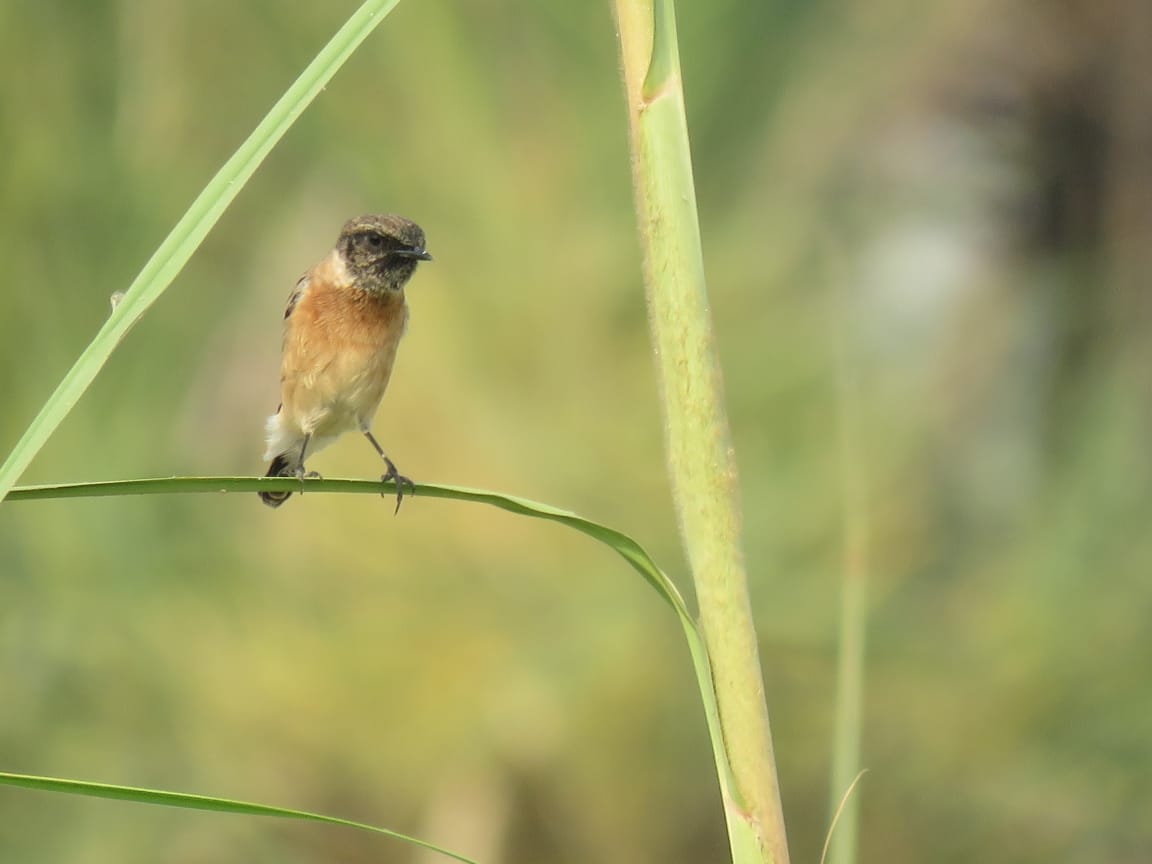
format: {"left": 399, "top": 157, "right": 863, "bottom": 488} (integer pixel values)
{"left": 259, "top": 453, "right": 295, "bottom": 508}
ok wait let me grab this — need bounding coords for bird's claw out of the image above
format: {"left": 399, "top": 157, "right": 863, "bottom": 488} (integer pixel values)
{"left": 294, "top": 466, "right": 322, "bottom": 493}
{"left": 381, "top": 458, "right": 415, "bottom": 514}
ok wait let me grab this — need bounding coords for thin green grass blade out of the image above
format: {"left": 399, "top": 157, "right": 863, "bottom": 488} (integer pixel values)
{"left": 826, "top": 263, "right": 872, "bottom": 864}
{"left": 0, "top": 771, "right": 476, "bottom": 864}
{"left": 8, "top": 475, "right": 738, "bottom": 843}
{"left": 0, "top": 0, "right": 401, "bottom": 504}
{"left": 8, "top": 476, "right": 691, "bottom": 616}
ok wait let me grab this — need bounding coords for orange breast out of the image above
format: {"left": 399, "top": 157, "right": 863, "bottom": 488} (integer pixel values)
{"left": 279, "top": 260, "right": 409, "bottom": 438}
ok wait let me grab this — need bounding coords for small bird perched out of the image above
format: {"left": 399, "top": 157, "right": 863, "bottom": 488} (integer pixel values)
{"left": 259, "top": 214, "right": 432, "bottom": 511}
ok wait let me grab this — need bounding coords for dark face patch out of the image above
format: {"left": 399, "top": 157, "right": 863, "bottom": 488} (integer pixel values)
{"left": 337, "top": 214, "right": 429, "bottom": 294}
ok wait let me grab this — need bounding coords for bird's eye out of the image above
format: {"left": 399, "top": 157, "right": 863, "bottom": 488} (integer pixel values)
{"left": 366, "top": 234, "right": 384, "bottom": 248}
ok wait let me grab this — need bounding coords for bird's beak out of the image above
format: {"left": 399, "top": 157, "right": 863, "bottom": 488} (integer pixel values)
{"left": 395, "top": 247, "right": 433, "bottom": 262}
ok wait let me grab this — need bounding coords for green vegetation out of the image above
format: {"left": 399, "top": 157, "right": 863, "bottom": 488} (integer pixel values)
{"left": 2, "top": 1, "right": 1150, "bottom": 863}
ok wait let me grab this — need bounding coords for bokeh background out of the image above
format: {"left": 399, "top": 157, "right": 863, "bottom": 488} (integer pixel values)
{"left": 2, "top": 1, "right": 1151, "bottom": 862}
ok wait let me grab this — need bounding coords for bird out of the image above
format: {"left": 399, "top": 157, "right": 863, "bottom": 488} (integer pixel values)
{"left": 259, "top": 214, "right": 431, "bottom": 511}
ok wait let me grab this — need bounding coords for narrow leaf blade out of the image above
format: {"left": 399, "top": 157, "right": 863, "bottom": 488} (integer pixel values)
{"left": 0, "top": 770, "right": 477, "bottom": 864}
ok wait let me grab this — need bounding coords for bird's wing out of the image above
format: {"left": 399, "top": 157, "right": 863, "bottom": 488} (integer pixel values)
{"left": 284, "top": 273, "right": 310, "bottom": 320}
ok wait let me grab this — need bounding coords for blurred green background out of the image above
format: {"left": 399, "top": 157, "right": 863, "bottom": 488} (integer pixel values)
{"left": 2, "top": 1, "right": 1151, "bottom": 862}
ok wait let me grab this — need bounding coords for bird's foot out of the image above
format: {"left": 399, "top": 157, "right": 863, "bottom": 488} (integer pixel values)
{"left": 381, "top": 458, "right": 415, "bottom": 514}
{"left": 294, "top": 465, "right": 322, "bottom": 493}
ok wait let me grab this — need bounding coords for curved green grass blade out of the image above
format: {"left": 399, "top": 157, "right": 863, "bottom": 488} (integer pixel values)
{"left": 8, "top": 476, "right": 744, "bottom": 829}
{"left": 9, "top": 477, "right": 693, "bottom": 615}
{"left": 0, "top": 771, "right": 476, "bottom": 864}
{"left": 0, "top": 0, "right": 401, "bottom": 504}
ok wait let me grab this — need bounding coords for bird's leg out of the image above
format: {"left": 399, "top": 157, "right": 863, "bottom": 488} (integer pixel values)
{"left": 294, "top": 434, "right": 323, "bottom": 491}
{"left": 363, "top": 429, "right": 414, "bottom": 514}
